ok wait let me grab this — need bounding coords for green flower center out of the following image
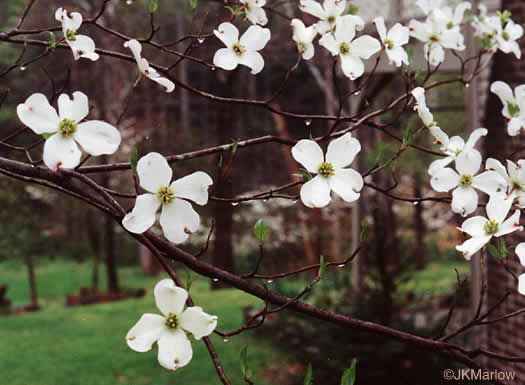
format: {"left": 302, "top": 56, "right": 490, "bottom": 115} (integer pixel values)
{"left": 66, "top": 29, "right": 77, "bottom": 41}
{"left": 496, "top": 10, "right": 512, "bottom": 24}
{"left": 455, "top": 149, "right": 462, "bottom": 156}
{"left": 297, "top": 42, "right": 307, "bottom": 53}
{"left": 483, "top": 219, "right": 499, "bottom": 235}
{"left": 318, "top": 162, "right": 335, "bottom": 177}
{"left": 157, "top": 186, "right": 175, "bottom": 204}
{"left": 165, "top": 313, "right": 178, "bottom": 329}
{"left": 327, "top": 15, "right": 336, "bottom": 24}
{"left": 513, "top": 180, "right": 523, "bottom": 190}
{"left": 58, "top": 118, "right": 78, "bottom": 137}
{"left": 446, "top": 21, "right": 454, "bottom": 30}
{"left": 384, "top": 39, "right": 394, "bottom": 50}
{"left": 508, "top": 102, "right": 520, "bottom": 117}
{"left": 339, "top": 42, "right": 350, "bottom": 55}
{"left": 232, "top": 42, "right": 246, "bottom": 56}
{"left": 429, "top": 34, "right": 440, "bottom": 43}
{"left": 502, "top": 31, "right": 510, "bottom": 41}
{"left": 459, "top": 174, "right": 473, "bottom": 188}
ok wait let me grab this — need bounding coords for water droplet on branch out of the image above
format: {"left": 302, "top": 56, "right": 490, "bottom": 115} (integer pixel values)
{"left": 305, "top": 119, "right": 312, "bottom": 126}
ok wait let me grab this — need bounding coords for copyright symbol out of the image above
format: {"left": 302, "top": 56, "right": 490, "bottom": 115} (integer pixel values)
{"left": 443, "top": 369, "right": 454, "bottom": 380}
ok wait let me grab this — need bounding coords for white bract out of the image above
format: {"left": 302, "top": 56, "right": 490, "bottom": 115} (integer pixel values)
{"left": 299, "top": 0, "right": 364, "bottom": 35}
{"left": 430, "top": 150, "right": 506, "bottom": 217}
{"left": 122, "top": 152, "right": 212, "bottom": 244}
{"left": 472, "top": 5, "right": 499, "bottom": 39}
{"left": 124, "top": 39, "right": 175, "bottom": 93}
{"left": 409, "top": 11, "right": 465, "bottom": 66}
{"left": 427, "top": 128, "right": 487, "bottom": 176}
{"left": 16, "top": 92, "right": 121, "bottom": 170}
{"left": 373, "top": 17, "right": 409, "bottom": 67}
{"left": 417, "top": 1, "right": 471, "bottom": 30}
{"left": 486, "top": 158, "right": 525, "bottom": 207}
{"left": 241, "top": 0, "right": 267, "bottom": 26}
{"left": 515, "top": 243, "right": 525, "bottom": 295}
{"left": 494, "top": 19, "right": 523, "bottom": 59}
{"left": 291, "top": 19, "right": 317, "bottom": 60}
{"left": 490, "top": 81, "right": 525, "bottom": 136}
{"left": 411, "top": 87, "right": 435, "bottom": 127}
{"left": 55, "top": 8, "right": 99, "bottom": 61}
{"left": 319, "top": 17, "right": 380, "bottom": 80}
{"left": 291, "top": 133, "right": 363, "bottom": 208}
{"left": 126, "top": 279, "right": 218, "bottom": 371}
{"left": 213, "top": 22, "right": 271, "bottom": 75}
{"left": 456, "top": 193, "right": 522, "bottom": 260}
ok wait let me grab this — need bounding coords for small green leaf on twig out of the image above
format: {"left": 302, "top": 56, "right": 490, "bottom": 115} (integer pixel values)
{"left": 304, "top": 363, "right": 313, "bottom": 385}
{"left": 347, "top": 3, "right": 359, "bottom": 15}
{"left": 149, "top": 0, "right": 158, "bottom": 13}
{"left": 254, "top": 219, "right": 270, "bottom": 242}
{"left": 189, "top": 0, "right": 198, "bottom": 9}
{"left": 231, "top": 138, "right": 240, "bottom": 154}
{"left": 319, "top": 255, "right": 326, "bottom": 278}
{"left": 130, "top": 147, "right": 138, "bottom": 173}
{"left": 360, "top": 220, "right": 368, "bottom": 242}
{"left": 46, "top": 31, "right": 56, "bottom": 48}
{"left": 340, "top": 359, "right": 357, "bottom": 385}
{"left": 240, "top": 346, "right": 253, "bottom": 379}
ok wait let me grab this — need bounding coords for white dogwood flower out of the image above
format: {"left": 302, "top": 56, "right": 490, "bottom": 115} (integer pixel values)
{"left": 299, "top": 0, "right": 364, "bottom": 35}
{"left": 411, "top": 87, "right": 435, "bottom": 127}
{"left": 292, "top": 133, "right": 363, "bottom": 208}
{"left": 122, "top": 152, "right": 212, "bottom": 244}
{"left": 55, "top": 8, "right": 99, "bottom": 61}
{"left": 126, "top": 279, "right": 218, "bottom": 371}
{"left": 320, "top": 17, "right": 380, "bottom": 80}
{"left": 124, "top": 39, "right": 175, "bottom": 93}
{"left": 409, "top": 11, "right": 465, "bottom": 66}
{"left": 486, "top": 158, "right": 525, "bottom": 207}
{"left": 490, "top": 81, "right": 525, "bottom": 136}
{"left": 16, "top": 92, "right": 121, "bottom": 170}
{"left": 291, "top": 19, "right": 317, "bottom": 60}
{"left": 456, "top": 193, "right": 522, "bottom": 260}
{"left": 495, "top": 19, "right": 523, "bottom": 59}
{"left": 241, "top": 0, "right": 267, "bottom": 25}
{"left": 430, "top": 150, "right": 506, "bottom": 216}
{"left": 213, "top": 22, "right": 271, "bottom": 75}
{"left": 417, "top": 1, "right": 471, "bottom": 29}
{"left": 427, "top": 128, "right": 487, "bottom": 176}
{"left": 373, "top": 17, "right": 409, "bottom": 67}
{"left": 472, "top": 5, "right": 499, "bottom": 39}
{"left": 515, "top": 243, "right": 525, "bottom": 295}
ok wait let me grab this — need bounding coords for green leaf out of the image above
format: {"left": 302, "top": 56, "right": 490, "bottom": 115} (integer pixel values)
{"left": 41, "top": 132, "right": 53, "bottom": 140}
{"left": 218, "top": 155, "right": 223, "bottom": 168}
{"left": 347, "top": 3, "right": 359, "bottom": 15}
{"left": 414, "top": 69, "right": 424, "bottom": 81}
{"left": 149, "top": 0, "right": 158, "bottom": 13}
{"left": 46, "top": 31, "right": 56, "bottom": 48}
{"left": 341, "top": 359, "right": 357, "bottom": 385}
{"left": 360, "top": 220, "right": 368, "bottom": 242}
{"left": 231, "top": 138, "right": 240, "bottom": 154}
{"left": 308, "top": 132, "right": 314, "bottom": 140}
{"left": 294, "top": 167, "right": 313, "bottom": 182}
{"left": 319, "top": 255, "right": 326, "bottom": 278}
{"left": 463, "top": 9, "right": 474, "bottom": 23}
{"left": 486, "top": 243, "right": 502, "bottom": 259}
{"left": 254, "top": 219, "right": 270, "bottom": 242}
{"left": 240, "top": 346, "right": 253, "bottom": 379}
{"left": 189, "top": 0, "right": 198, "bottom": 9}
{"left": 304, "top": 363, "right": 313, "bottom": 385}
{"left": 407, "top": 46, "right": 414, "bottom": 63}
{"left": 508, "top": 102, "right": 520, "bottom": 117}
{"left": 130, "top": 147, "right": 138, "bottom": 173}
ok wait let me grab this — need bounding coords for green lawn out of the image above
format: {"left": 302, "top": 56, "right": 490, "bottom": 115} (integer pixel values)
{"left": 0, "top": 260, "right": 285, "bottom": 385}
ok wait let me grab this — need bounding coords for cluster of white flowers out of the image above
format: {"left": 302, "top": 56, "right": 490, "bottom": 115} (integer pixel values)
{"left": 415, "top": 85, "right": 524, "bottom": 296}
{"left": 472, "top": 5, "right": 523, "bottom": 58}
